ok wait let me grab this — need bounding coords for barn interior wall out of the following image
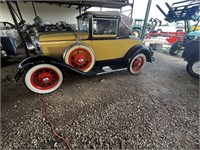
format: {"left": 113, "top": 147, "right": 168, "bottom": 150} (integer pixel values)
{"left": 0, "top": 2, "right": 78, "bottom": 24}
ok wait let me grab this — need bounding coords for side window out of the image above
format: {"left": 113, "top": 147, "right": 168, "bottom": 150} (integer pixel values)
{"left": 119, "top": 21, "right": 131, "bottom": 37}
{"left": 93, "top": 18, "right": 117, "bottom": 35}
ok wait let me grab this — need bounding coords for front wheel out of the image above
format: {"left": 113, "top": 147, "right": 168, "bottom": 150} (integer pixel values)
{"left": 186, "top": 59, "right": 200, "bottom": 78}
{"left": 24, "top": 64, "right": 63, "bottom": 94}
{"left": 128, "top": 53, "right": 146, "bottom": 75}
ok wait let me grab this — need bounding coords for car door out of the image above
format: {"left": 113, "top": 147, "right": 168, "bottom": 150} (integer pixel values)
{"left": 91, "top": 16, "right": 139, "bottom": 61}
{"left": 91, "top": 16, "right": 119, "bottom": 61}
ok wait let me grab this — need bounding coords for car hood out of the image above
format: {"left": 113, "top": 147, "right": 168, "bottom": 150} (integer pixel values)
{"left": 39, "top": 32, "right": 88, "bottom": 42}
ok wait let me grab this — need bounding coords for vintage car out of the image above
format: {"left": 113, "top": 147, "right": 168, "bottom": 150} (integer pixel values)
{"left": 10, "top": 11, "right": 154, "bottom": 94}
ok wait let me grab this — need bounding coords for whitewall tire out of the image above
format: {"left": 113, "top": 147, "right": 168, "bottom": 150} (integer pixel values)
{"left": 128, "top": 53, "right": 146, "bottom": 74}
{"left": 24, "top": 64, "right": 63, "bottom": 94}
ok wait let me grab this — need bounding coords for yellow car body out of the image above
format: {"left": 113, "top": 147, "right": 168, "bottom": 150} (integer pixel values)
{"left": 13, "top": 11, "right": 154, "bottom": 94}
{"left": 40, "top": 32, "right": 143, "bottom": 61}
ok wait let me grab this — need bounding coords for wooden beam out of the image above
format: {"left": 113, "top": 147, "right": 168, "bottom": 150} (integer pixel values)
{"left": 6, "top": 1, "right": 29, "bottom": 56}
{"left": 15, "top": 1, "right": 23, "bottom": 21}
{"left": 31, "top": 2, "right": 37, "bottom": 17}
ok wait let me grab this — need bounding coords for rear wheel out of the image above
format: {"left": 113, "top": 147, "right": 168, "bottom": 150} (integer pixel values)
{"left": 24, "top": 64, "right": 63, "bottom": 94}
{"left": 128, "top": 53, "right": 146, "bottom": 74}
{"left": 132, "top": 29, "right": 141, "bottom": 38}
{"left": 169, "top": 41, "right": 182, "bottom": 55}
{"left": 186, "top": 59, "right": 200, "bottom": 78}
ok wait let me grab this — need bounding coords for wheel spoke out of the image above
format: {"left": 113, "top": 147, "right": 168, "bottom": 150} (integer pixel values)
{"left": 31, "top": 67, "right": 59, "bottom": 90}
{"left": 67, "top": 48, "right": 93, "bottom": 71}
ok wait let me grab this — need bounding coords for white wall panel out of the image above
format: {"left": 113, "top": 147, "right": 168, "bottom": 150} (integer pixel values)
{"left": 0, "top": 2, "right": 78, "bottom": 24}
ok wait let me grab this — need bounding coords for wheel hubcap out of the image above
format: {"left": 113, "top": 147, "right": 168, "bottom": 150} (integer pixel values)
{"left": 133, "top": 32, "right": 139, "bottom": 37}
{"left": 78, "top": 58, "right": 84, "bottom": 63}
{"left": 43, "top": 77, "right": 50, "bottom": 83}
{"left": 192, "top": 61, "right": 200, "bottom": 75}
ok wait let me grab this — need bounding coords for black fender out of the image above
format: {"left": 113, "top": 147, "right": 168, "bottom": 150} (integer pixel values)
{"left": 19, "top": 55, "right": 93, "bottom": 75}
{"left": 8, "top": 55, "right": 93, "bottom": 84}
{"left": 182, "top": 38, "right": 200, "bottom": 61}
{"left": 124, "top": 45, "right": 154, "bottom": 66}
{"left": 183, "top": 52, "right": 199, "bottom": 62}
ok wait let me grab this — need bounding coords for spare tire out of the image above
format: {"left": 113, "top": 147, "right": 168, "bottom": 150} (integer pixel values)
{"left": 63, "top": 44, "right": 95, "bottom": 72}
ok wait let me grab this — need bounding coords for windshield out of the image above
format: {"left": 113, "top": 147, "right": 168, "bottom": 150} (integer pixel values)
{"left": 77, "top": 16, "right": 89, "bottom": 32}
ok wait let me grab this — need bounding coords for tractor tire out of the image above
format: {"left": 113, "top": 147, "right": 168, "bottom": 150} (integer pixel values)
{"left": 186, "top": 58, "right": 200, "bottom": 78}
{"left": 169, "top": 41, "right": 182, "bottom": 55}
{"left": 132, "top": 29, "right": 142, "bottom": 38}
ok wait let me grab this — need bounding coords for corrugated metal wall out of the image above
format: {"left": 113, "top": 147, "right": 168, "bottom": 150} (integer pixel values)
{"left": 0, "top": 2, "right": 79, "bottom": 24}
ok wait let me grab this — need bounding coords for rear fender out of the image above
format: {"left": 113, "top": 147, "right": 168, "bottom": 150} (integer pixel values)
{"left": 124, "top": 45, "right": 153, "bottom": 65}
{"left": 183, "top": 52, "right": 199, "bottom": 62}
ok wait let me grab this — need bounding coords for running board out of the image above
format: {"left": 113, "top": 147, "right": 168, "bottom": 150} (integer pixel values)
{"left": 97, "top": 66, "right": 127, "bottom": 75}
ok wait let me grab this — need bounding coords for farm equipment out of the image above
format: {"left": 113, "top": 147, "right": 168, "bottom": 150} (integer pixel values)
{"left": 157, "top": 0, "right": 200, "bottom": 78}
{"left": 149, "top": 18, "right": 162, "bottom": 29}
{"left": 132, "top": 19, "right": 144, "bottom": 38}
{"left": 132, "top": 18, "right": 162, "bottom": 38}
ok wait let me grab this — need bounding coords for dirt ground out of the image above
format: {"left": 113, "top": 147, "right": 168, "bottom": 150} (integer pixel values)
{"left": 1, "top": 51, "right": 199, "bottom": 149}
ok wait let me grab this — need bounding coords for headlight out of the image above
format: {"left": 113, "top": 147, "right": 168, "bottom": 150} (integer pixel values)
{"left": 28, "top": 35, "right": 42, "bottom": 54}
{"left": 26, "top": 42, "right": 35, "bottom": 52}
{"left": 32, "top": 36, "right": 41, "bottom": 51}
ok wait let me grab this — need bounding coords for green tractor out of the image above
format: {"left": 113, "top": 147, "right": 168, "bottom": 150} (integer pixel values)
{"left": 132, "top": 18, "right": 161, "bottom": 38}
{"left": 169, "top": 20, "right": 200, "bottom": 56}
{"left": 131, "top": 19, "right": 144, "bottom": 38}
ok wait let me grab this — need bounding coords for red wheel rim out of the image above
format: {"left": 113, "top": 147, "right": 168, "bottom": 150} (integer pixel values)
{"left": 132, "top": 56, "right": 145, "bottom": 72}
{"left": 68, "top": 48, "right": 92, "bottom": 71}
{"left": 30, "top": 67, "right": 59, "bottom": 90}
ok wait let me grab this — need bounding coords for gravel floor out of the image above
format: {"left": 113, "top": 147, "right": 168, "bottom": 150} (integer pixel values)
{"left": 1, "top": 51, "right": 199, "bottom": 149}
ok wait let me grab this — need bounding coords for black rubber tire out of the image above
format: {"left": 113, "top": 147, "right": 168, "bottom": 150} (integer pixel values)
{"left": 169, "top": 41, "right": 182, "bottom": 55}
{"left": 132, "top": 29, "right": 142, "bottom": 38}
{"left": 186, "top": 59, "right": 200, "bottom": 78}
